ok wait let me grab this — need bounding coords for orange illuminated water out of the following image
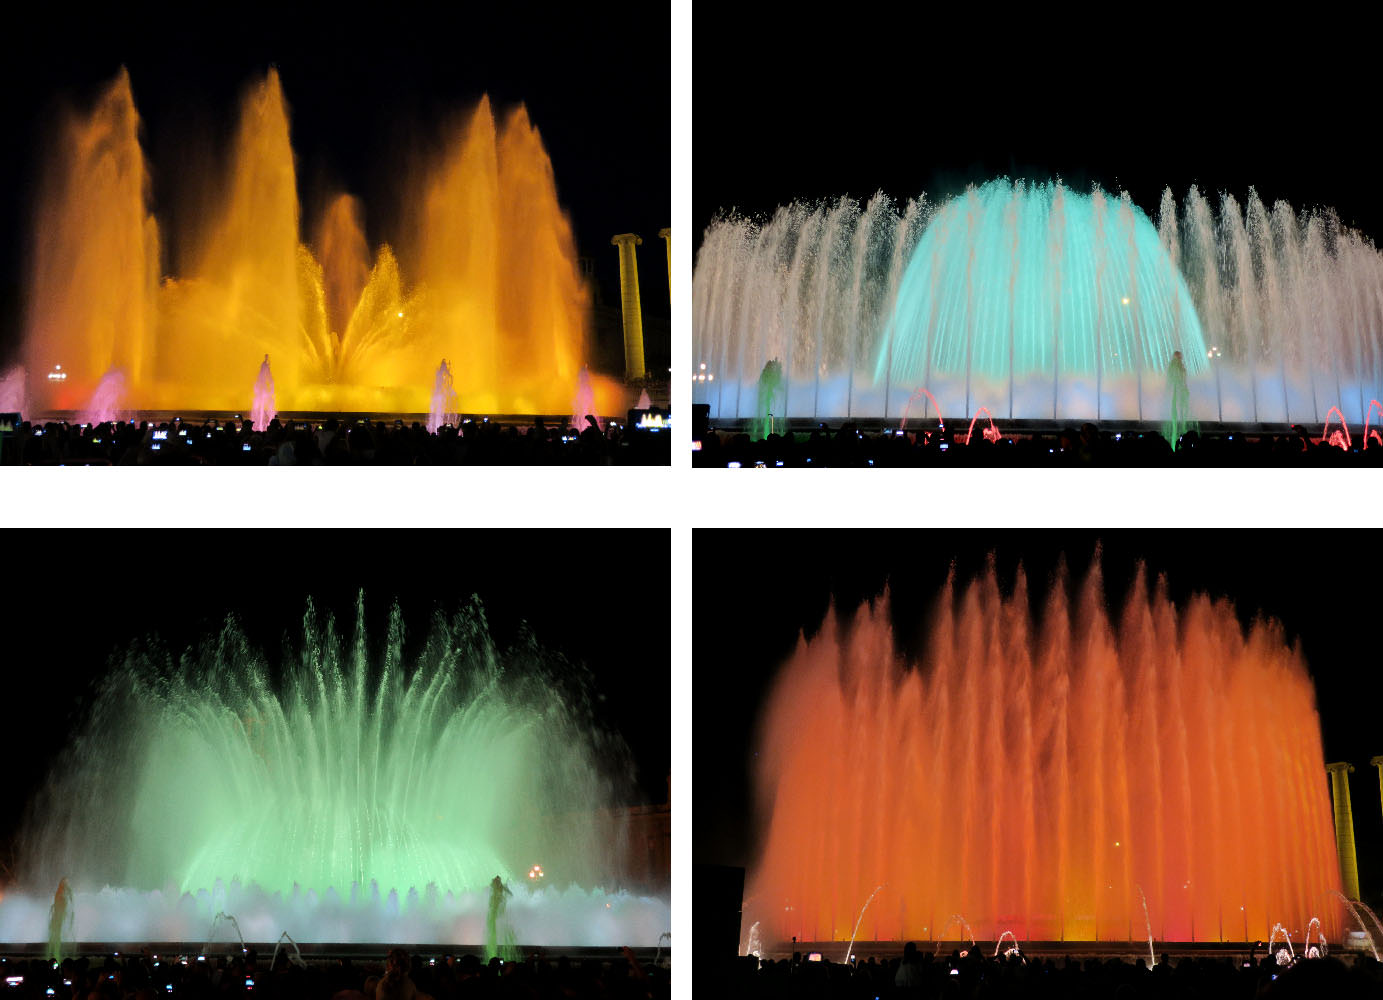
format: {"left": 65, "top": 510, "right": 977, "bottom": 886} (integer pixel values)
{"left": 23, "top": 69, "right": 618, "bottom": 416}
{"left": 748, "top": 560, "right": 1342, "bottom": 944}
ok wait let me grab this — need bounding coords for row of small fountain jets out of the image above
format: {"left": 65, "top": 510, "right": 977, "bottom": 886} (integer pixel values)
{"left": 744, "top": 888, "right": 1383, "bottom": 967}
{"left": 741, "top": 373, "right": 1383, "bottom": 449}
{"left": 48, "top": 893, "right": 308, "bottom": 971}
{"left": 29, "top": 357, "right": 624, "bottom": 433}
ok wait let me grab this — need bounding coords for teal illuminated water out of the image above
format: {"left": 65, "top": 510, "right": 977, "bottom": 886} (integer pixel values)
{"left": 694, "top": 179, "right": 1383, "bottom": 425}
{"left": 0, "top": 596, "right": 669, "bottom": 945}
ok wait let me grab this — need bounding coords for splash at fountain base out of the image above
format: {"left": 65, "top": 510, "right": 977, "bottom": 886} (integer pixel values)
{"left": 754, "top": 939, "right": 1335, "bottom": 962}
{"left": 695, "top": 367, "right": 1378, "bottom": 427}
{"left": 0, "top": 882, "right": 670, "bottom": 948}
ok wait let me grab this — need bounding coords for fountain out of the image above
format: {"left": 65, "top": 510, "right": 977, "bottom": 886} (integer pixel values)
{"left": 1365, "top": 400, "right": 1383, "bottom": 448}
{"left": 746, "top": 557, "right": 1341, "bottom": 944}
{"left": 0, "top": 595, "right": 668, "bottom": 946}
{"left": 572, "top": 366, "right": 602, "bottom": 432}
{"left": 0, "top": 366, "right": 26, "bottom": 414}
{"left": 932, "top": 914, "right": 975, "bottom": 953}
{"left": 964, "top": 407, "right": 1000, "bottom": 445}
{"left": 1322, "top": 406, "right": 1351, "bottom": 450}
{"left": 842, "top": 884, "right": 885, "bottom": 963}
{"left": 81, "top": 369, "right": 127, "bottom": 427}
{"left": 47, "top": 879, "right": 73, "bottom": 963}
{"left": 427, "top": 359, "right": 458, "bottom": 434}
{"left": 1306, "top": 916, "right": 1327, "bottom": 956}
{"left": 251, "top": 355, "right": 275, "bottom": 431}
{"left": 695, "top": 179, "right": 1383, "bottom": 426}
{"left": 1268, "top": 923, "right": 1294, "bottom": 962}
{"left": 992, "top": 931, "right": 1018, "bottom": 958}
{"left": 18, "top": 69, "right": 624, "bottom": 419}
{"left": 751, "top": 359, "right": 784, "bottom": 440}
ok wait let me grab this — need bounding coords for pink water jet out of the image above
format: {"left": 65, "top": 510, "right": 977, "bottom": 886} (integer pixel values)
{"left": 1321, "top": 406, "right": 1351, "bottom": 450}
{"left": 965, "top": 406, "right": 1001, "bottom": 444}
{"left": 251, "top": 355, "right": 275, "bottom": 431}
{"left": 899, "top": 387, "right": 944, "bottom": 433}
{"left": 81, "top": 370, "right": 127, "bottom": 427}
{"left": 427, "top": 359, "right": 458, "bottom": 434}
{"left": 0, "top": 366, "right": 26, "bottom": 414}
{"left": 1364, "top": 400, "right": 1383, "bottom": 449}
{"left": 572, "top": 366, "right": 602, "bottom": 432}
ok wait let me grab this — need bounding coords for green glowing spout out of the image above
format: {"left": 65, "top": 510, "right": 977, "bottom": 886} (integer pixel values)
{"left": 752, "top": 359, "right": 784, "bottom": 440}
{"left": 47, "top": 878, "right": 73, "bottom": 964}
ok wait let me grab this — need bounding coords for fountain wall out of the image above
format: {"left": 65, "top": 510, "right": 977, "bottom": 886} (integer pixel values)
{"left": 747, "top": 561, "right": 1341, "bottom": 943}
{"left": 21, "top": 70, "right": 605, "bottom": 417}
{"left": 695, "top": 180, "right": 1383, "bottom": 426}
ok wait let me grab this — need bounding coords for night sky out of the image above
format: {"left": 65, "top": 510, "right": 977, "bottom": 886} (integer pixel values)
{"left": 692, "top": 530, "right": 1383, "bottom": 912}
{"left": 1, "top": 529, "right": 671, "bottom": 869}
{"left": 693, "top": 12, "right": 1383, "bottom": 254}
{"left": 0, "top": 1, "right": 670, "bottom": 363}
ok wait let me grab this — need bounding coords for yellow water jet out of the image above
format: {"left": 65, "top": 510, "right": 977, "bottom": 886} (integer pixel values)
{"left": 25, "top": 69, "right": 607, "bottom": 416}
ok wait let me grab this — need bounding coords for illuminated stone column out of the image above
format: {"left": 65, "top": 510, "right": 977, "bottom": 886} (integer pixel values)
{"left": 1373, "top": 756, "right": 1383, "bottom": 826}
{"left": 659, "top": 227, "right": 671, "bottom": 302}
{"left": 1326, "top": 762, "right": 1361, "bottom": 900}
{"left": 612, "top": 233, "right": 645, "bottom": 380}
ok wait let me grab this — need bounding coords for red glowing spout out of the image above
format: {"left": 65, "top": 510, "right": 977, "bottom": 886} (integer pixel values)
{"left": 899, "top": 387, "right": 945, "bottom": 434}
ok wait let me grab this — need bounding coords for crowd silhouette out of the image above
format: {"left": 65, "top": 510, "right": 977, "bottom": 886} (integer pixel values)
{"left": 706, "top": 944, "right": 1382, "bottom": 999}
{"left": 0, "top": 945, "right": 667, "bottom": 999}
{"left": 0, "top": 414, "right": 669, "bottom": 466}
{"left": 693, "top": 422, "right": 1383, "bottom": 468}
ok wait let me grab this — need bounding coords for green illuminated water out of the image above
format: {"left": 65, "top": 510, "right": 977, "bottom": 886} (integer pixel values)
{"left": 752, "top": 358, "right": 784, "bottom": 440}
{"left": 22, "top": 595, "right": 624, "bottom": 901}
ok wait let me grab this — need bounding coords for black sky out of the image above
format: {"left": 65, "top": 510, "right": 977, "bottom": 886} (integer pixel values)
{"left": 694, "top": 12, "right": 1383, "bottom": 254}
{"left": 2, "top": 528, "right": 671, "bottom": 864}
{"left": 692, "top": 529, "right": 1383, "bottom": 912}
{"left": 0, "top": 1, "right": 670, "bottom": 362}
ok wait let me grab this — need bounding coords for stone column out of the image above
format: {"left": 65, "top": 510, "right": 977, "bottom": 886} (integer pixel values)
{"left": 1373, "top": 756, "right": 1383, "bottom": 828}
{"left": 612, "top": 233, "right": 645, "bottom": 380}
{"left": 659, "top": 227, "right": 671, "bottom": 303}
{"left": 1326, "top": 762, "right": 1361, "bottom": 900}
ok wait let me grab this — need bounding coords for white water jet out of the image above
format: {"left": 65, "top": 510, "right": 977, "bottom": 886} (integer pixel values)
{"left": 696, "top": 180, "right": 1383, "bottom": 426}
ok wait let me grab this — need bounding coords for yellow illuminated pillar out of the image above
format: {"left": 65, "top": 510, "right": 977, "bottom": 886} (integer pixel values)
{"left": 658, "top": 227, "right": 671, "bottom": 302}
{"left": 612, "top": 233, "right": 645, "bottom": 380}
{"left": 1373, "top": 756, "right": 1383, "bottom": 826}
{"left": 1326, "top": 762, "right": 1361, "bottom": 900}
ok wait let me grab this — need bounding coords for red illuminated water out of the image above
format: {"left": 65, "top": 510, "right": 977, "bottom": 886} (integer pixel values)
{"left": 748, "top": 560, "right": 1341, "bottom": 944}
{"left": 965, "top": 406, "right": 1000, "bottom": 445}
{"left": 1322, "top": 407, "right": 1352, "bottom": 450}
{"left": 899, "top": 387, "right": 945, "bottom": 432}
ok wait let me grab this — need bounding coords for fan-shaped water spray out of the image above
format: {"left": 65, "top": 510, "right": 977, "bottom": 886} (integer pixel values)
{"left": 695, "top": 180, "right": 1383, "bottom": 425}
{"left": 747, "top": 558, "right": 1340, "bottom": 944}
{"left": 0, "top": 595, "right": 668, "bottom": 945}
{"left": 21, "top": 69, "right": 614, "bottom": 417}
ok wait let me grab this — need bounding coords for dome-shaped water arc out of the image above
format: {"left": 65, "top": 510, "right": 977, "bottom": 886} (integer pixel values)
{"left": 878, "top": 179, "right": 1208, "bottom": 414}
{"left": 693, "top": 179, "right": 1383, "bottom": 425}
